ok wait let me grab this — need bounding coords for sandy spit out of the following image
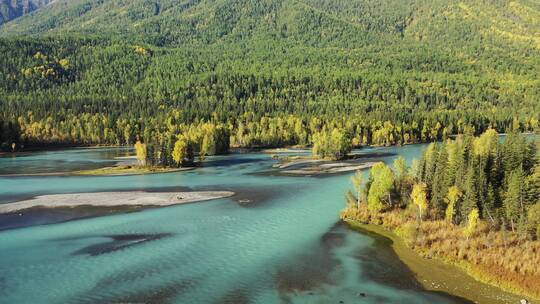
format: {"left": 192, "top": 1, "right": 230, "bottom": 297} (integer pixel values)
{"left": 281, "top": 162, "right": 377, "bottom": 175}
{"left": 0, "top": 191, "right": 235, "bottom": 213}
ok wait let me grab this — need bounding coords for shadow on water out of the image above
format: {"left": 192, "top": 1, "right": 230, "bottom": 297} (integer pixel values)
{"left": 70, "top": 233, "right": 173, "bottom": 256}
{"left": 274, "top": 222, "right": 344, "bottom": 296}
{"left": 0, "top": 205, "right": 147, "bottom": 231}
{"left": 201, "top": 156, "right": 265, "bottom": 168}
{"left": 0, "top": 185, "right": 193, "bottom": 204}
{"left": 219, "top": 289, "right": 251, "bottom": 304}
{"left": 273, "top": 222, "right": 473, "bottom": 303}
{"left": 0, "top": 183, "right": 285, "bottom": 231}
{"left": 0, "top": 277, "right": 6, "bottom": 298}
{"left": 78, "top": 279, "right": 196, "bottom": 304}
{"left": 350, "top": 225, "right": 474, "bottom": 304}
{"left": 74, "top": 257, "right": 201, "bottom": 303}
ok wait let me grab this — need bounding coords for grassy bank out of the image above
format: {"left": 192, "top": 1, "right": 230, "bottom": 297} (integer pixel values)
{"left": 342, "top": 207, "right": 540, "bottom": 302}
{"left": 345, "top": 220, "right": 523, "bottom": 304}
{"left": 75, "top": 165, "right": 192, "bottom": 176}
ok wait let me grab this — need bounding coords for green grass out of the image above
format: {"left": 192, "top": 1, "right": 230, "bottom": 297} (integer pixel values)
{"left": 75, "top": 165, "right": 186, "bottom": 176}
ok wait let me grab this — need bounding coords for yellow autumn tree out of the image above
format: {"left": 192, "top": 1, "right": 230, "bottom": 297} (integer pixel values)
{"left": 172, "top": 137, "right": 188, "bottom": 167}
{"left": 350, "top": 170, "right": 364, "bottom": 209}
{"left": 411, "top": 182, "right": 428, "bottom": 222}
{"left": 445, "top": 186, "right": 462, "bottom": 223}
{"left": 134, "top": 140, "right": 147, "bottom": 167}
{"left": 465, "top": 208, "right": 480, "bottom": 240}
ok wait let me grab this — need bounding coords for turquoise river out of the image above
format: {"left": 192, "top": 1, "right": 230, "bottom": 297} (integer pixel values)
{"left": 0, "top": 144, "right": 475, "bottom": 303}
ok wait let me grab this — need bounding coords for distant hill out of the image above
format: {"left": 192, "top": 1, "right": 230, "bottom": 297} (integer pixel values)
{"left": 0, "top": 0, "right": 539, "bottom": 150}
{"left": 1, "top": 0, "right": 539, "bottom": 51}
{"left": 0, "top": 0, "right": 54, "bottom": 25}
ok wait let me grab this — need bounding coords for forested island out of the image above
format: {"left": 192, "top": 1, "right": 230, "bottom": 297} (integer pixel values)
{"left": 1, "top": 0, "right": 540, "bottom": 302}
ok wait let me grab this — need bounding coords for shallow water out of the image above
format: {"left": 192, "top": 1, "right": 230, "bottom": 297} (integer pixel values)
{"left": 0, "top": 145, "right": 471, "bottom": 303}
{"left": 0, "top": 147, "right": 131, "bottom": 175}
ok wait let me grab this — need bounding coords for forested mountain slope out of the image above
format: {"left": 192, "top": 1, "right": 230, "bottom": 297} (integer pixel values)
{"left": 0, "top": 0, "right": 539, "bottom": 151}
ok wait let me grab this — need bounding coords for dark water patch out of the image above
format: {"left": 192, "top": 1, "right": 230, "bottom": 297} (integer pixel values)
{"left": 230, "top": 187, "right": 283, "bottom": 208}
{"left": 202, "top": 156, "right": 264, "bottom": 168}
{"left": 219, "top": 288, "right": 251, "bottom": 304}
{"left": 191, "top": 184, "right": 284, "bottom": 208}
{"left": 0, "top": 277, "right": 6, "bottom": 297}
{"left": 321, "top": 221, "right": 347, "bottom": 249}
{"left": 349, "top": 151, "right": 396, "bottom": 159}
{"left": 350, "top": 225, "right": 473, "bottom": 303}
{"left": 72, "top": 233, "right": 172, "bottom": 256}
{"left": 78, "top": 279, "right": 195, "bottom": 304}
{"left": 0, "top": 186, "right": 230, "bottom": 231}
{"left": 274, "top": 223, "right": 346, "bottom": 294}
{"left": 0, "top": 160, "right": 118, "bottom": 176}
{"left": 354, "top": 233, "right": 421, "bottom": 290}
{"left": 0, "top": 205, "right": 147, "bottom": 231}
{"left": 0, "top": 147, "right": 131, "bottom": 175}
{"left": 93, "top": 265, "right": 170, "bottom": 290}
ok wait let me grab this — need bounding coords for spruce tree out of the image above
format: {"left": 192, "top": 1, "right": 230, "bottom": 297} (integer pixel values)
{"left": 431, "top": 145, "right": 449, "bottom": 216}
{"left": 504, "top": 169, "right": 524, "bottom": 232}
{"left": 460, "top": 166, "right": 479, "bottom": 224}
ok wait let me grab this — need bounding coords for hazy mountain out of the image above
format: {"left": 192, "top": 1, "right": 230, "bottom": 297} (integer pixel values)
{"left": 0, "top": 0, "right": 54, "bottom": 25}
{"left": 0, "top": 0, "right": 538, "bottom": 52}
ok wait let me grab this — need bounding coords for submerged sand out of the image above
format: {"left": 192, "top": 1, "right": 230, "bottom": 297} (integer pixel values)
{"left": 0, "top": 191, "right": 235, "bottom": 214}
{"left": 281, "top": 162, "right": 377, "bottom": 175}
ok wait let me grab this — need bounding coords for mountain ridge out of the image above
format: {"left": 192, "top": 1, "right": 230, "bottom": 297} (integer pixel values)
{"left": 1, "top": 0, "right": 537, "bottom": 50}
{"left": 0, "top": 0, "right": 55, "bottom": 25}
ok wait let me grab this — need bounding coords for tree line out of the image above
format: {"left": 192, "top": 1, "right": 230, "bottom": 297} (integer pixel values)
{"left": 0, "top": 37, "right": 538, "bottom": 153}
{"left": 345, "top": 130, "right": 540, "bottom": 238}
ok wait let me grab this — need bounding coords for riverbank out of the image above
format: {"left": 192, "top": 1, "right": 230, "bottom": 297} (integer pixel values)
{"left": 272, "top": 152, "right": 394, "bottom": 176}
{"left": 74, "top": 165, "right": 193, "bottom": 176}
{"left": 0, "top": 144, "right": 124, "bottom": 156}
{"left": 345, "top": 220, "right": 524, "bottom": 304}
{"left": 0, "top": 191, "right": 235, "bottom": 214}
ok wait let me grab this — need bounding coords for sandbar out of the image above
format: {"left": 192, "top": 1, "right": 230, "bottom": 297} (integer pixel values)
{"left": 0, "top": 191, "right": 235, "bottom": 213}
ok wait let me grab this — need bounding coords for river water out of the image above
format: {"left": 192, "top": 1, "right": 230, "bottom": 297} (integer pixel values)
{"left": 0, "top": 145, "right": 472, "bottom": 303}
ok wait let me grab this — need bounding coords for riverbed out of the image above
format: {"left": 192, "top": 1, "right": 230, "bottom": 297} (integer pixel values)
{"left": 0, "top": 145, "right": 515, "bottom": 303}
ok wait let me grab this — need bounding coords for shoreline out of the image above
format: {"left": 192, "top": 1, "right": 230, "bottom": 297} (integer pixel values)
{"left": 0, "top": 144, "right": 125, "bottom": 156}
{"left": 0, "top": 191, "right": 235, "bottom": 214}
{"left": 0, "top": 166, "right": 193, "bottom": 177}
{"left": 73, "top": 165, "right": 194, "bottom": 176}
{"left": 345, "top": 220, "right": 527, "bottom": 304}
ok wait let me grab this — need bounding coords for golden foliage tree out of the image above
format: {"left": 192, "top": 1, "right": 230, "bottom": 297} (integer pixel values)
{"left": 445, "top": 186, "right": 462, "bottom": 223}
{"left": 411, "top": 182, "right": 428, "bottom": 222}
{"left": 134, "top": 140, "right": 147, "bottom": 166}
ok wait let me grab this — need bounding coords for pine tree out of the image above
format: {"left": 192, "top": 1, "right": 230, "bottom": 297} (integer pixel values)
{"left": 504, "top": 169, "right": 524, "bottom": 232}
{"left": 460, "top": 166, "right": 478, "bottom": 224}
{"left": 431, "top": 146, "right": 449, "bottom": 216}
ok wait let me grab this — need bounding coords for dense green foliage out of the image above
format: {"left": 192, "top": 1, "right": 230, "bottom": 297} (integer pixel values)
{"left": 417, "top": 132, "right": 539, "bottom": 234}
{"left": 353, "top": 132, "right": 540, "bottom": 237}
{"left": 0, "top": 0, "right": 539, "bottom": 152}
{"left": 343, "top": 133, "right": 540, "bottom": 298}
